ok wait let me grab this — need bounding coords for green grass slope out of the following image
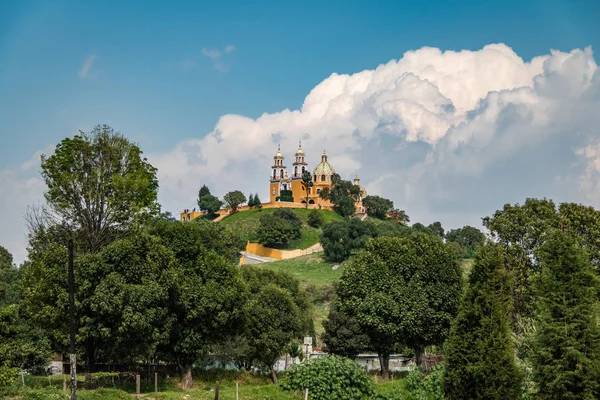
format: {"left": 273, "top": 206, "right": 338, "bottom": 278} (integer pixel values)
{"left": 220, "top": 208, "right": 343, "bottom": 250}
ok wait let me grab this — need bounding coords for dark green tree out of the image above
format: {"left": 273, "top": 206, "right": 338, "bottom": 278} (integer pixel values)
{"left": 253, "top": 193, "right": 262, "bottom": 209}
{"left": 248, "top": 193, "right": 255, "bottom": 207}
{"left": 307, "top": 210, "right": 324, "bottom": 228}
{"left": 37, "top": 124, "right": 159, "bottom": 253}
{"left": 156, "top": 221, "right": 247, "bottom": 389}
{"left": 336, "top": 234, "right": 462, "bottom": 378}
{"left": 319, "top": 174, "right": 360, "bottom": 218}
{"left": 531, "top": 230, "right": 600, "bottom": 399}
{"left": 256, "top": 209, "right": 302, "bottom": 247}
{"left": 241, "top": 267, "right": 311, "bottom": 383}
{"left": 362, "top": 195, "right": 394, "bottom": 219}
{"left": 302, "top": 171, "right": 313, "bottom": 208}
{"left": 322, "top": 299, "right": 371, "bottom": 359}
{"left": 198, "top": 184, "right": 211, "bottom": 199}
{"left": 0, "top": 245, "right": 12, "bottom": 268}
{"left": 223, "top": 190, "right": 247, "bottom": 213}
{"left": 427, "top": 221, "right": 444, "bottom": 238}
{"left": 320, "top": 219, "right": 377, "bottom": 262}
{"left": 444, "top": 244, "right": 523, "bottom": 400}
{"left": 445, "top": 225, "right": 486, "bottom": 258}
{"left": 198, "top": 189, "right": 223, "bottom": 217}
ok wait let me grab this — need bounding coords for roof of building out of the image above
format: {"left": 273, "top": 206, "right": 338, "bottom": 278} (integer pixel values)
{"left": 313, "top": 151, "right": 336, "bottom": 176}
{"left": 295, "top": 141, "right": 305, "bottom": 156}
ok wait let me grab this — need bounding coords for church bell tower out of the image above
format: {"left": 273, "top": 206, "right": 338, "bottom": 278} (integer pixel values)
{"left": 270, "top": 145, "right": 286, "bottom": 202}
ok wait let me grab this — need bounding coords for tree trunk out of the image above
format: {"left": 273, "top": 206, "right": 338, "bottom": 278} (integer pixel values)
{"left": 85, "top": 338, "right": 96, "bottom": 372}
{"left": 414, "top": 345, "right": 427, "bottom": 369}
{"left": 181, "top": 363, "right": 193, "bottom": 389}
{"left": 378, "top": 353, "right": 390, "bottom": 380}
{"left": 270, "top": 368, "right": 278, "bottom": 384}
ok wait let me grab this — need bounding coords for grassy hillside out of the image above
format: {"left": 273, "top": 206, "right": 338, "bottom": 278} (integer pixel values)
{"left": 220, "top": 208, "right": 343, "bottom": 250}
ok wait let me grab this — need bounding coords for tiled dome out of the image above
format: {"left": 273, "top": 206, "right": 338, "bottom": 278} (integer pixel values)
{"left": 313, "top": 151, "right": 336, "bottom": 176}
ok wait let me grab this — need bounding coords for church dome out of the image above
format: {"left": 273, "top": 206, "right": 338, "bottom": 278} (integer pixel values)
{"left": 313, "top": 151, "right": 336, "bottom": 176}
{"left": 295, "top": 141, "right": 305, "bottom": 156}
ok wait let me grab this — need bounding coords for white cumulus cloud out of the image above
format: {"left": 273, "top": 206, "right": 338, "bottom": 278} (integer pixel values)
{"left": 150, "top": 43, "right": 600, "bottom": 231}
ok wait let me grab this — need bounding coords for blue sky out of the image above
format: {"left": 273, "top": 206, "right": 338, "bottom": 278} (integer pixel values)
{"left": 1, "top": 0, "right": 600, "bottom": 263}
{"left": 1, "top": 0, "right": 598, "bottom": 166}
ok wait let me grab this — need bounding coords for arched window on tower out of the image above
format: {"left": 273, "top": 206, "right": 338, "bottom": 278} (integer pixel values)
{"left": 302, "top": 166, "right": 305, "bottom": 174}
{"left": 294, "top": 166, "right": 298, "bottom": 176}
{"left": 313, "top": 175, "right": 317, "bottom": 182}
{"left": 273, "top": 170, "right": 276, "bottom": 179}
{"left": 321, "top": 174, "right": 326, "bottom": 182}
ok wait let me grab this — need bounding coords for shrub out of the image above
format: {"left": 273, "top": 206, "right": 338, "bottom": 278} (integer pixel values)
{"left": 281, "top": 355, "right": 374, "bottom": 400}
{"left": 406, "top": 364, "right": 444, "bottom": 400}
{"left": 279, "top": 189, "right": 294, "bottom": 202}
{"left": 307, "top": 210, "right": 325, "bottom": 228}
{"left": 0, "top": 366, "right": 19, "bottom": 396}
{"left": 256, "top": 209, "right": 302, "bottom": 247}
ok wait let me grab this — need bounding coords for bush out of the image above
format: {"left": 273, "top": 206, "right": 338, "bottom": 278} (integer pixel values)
{"left": 279, "top": 189, "right": 294, "bottom": 202}
{"left": 0, "top": 366, "right": 19, "bottom": 396}
{"left": 256, "top": 209, "right": 302, "bottom": 247}
{"left": 21, "top": 387, "right": 65, "bottom": 400}
{"left": 281, "top": 355, "right": 374, "bottom": 400}
{"left": 406, "top": 364, "right": 444, "bottom": 400}
{"left": 307, "top": 210, "right": 325, "bottom": 228}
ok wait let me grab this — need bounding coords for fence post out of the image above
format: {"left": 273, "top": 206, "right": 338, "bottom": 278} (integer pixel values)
{"left": 21, "top": 371, "right": 25, "bottom": 386}
{"left": 304, "top": 387, "right": 309, "bottom": 400}
{"left": 155, "top": 372, "right": 158, "bottom": 399}
{"left": 63, "top": 375, "right": 67, "bottom": 391}
{"left": 136, "top": 374, "right": 140, "bottom": 399}
{"left": 214, "top": 380, "right": 220, "bottom": 400}
{"left": 236, "top": 382, "right": 239, "bottom": 400}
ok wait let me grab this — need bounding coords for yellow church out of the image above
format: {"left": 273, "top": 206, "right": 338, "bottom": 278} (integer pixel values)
{"left": 269, "top": 142, "right": 366, "bottom": 212}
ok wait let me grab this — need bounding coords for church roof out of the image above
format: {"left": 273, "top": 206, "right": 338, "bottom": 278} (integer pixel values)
{"left": 295, "top": 141, "right": 305, "bottom": 156}
{"left": 313, "top": 151, "right": 336, "bottom": 176}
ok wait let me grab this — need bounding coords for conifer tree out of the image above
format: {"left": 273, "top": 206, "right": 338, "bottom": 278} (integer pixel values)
{"left": 531, "top": 230, "right": 600, "bottom": 399}
{"left": 254, "top": 193, "right": 262, "bottom": 209}
{"left": 248, "top": 193, "right": 255, "bottom": 208}
{"left": 444, "top": 243, "right": 523, "bottom": 400}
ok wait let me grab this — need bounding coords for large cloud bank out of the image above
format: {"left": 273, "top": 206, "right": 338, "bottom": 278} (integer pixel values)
{"left": 151, "top": 43, "right": 600, "bottom": 228}
{"left": 2, "top": 43, "right": 600, "bottom": 264}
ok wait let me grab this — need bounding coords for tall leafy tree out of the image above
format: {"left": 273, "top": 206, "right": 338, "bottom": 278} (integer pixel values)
{"left": 531, "top": 230, "right": 600, "bottom": 399}
{"left": 37, "top": 124, "right": 159, "bottom": 253}
{"left": 362, "top": 195, "right": 394, "bottom": 219}
{"left": 322, "top": 299, "right": 371, "bottom": 359}
{"left": 320, "top": 219, "right": 377, "bottom": 262}
{"left": 427, "top": 221, "right": 444, "bottom": 238}
{"left": 301, "top": 171, "right": 313, "bottom": 208}
{"left": 241, "top": 267, "right": 311, "bottom": 383}
{"left": 336, "top": 234, "right": 462, "bottom": 378}
{"left": 319, "top": 174, "right": 360, "bottom": 218}
{"left": 198, "top": 185, "right": 211, "bottom": 199}
{"left": 197, "top": 194, "right": 223, "bottom": 217}
{"left": 256, "top": 209, "right": 302, "bottom": 247}
{"left": 444, "top": 244, "right": 522, "bottom": 400}
{"left": 445, "top": 225, "right": 486, "bottom": 258}
{"left": 21, "top": 234, "right": 175, "bottom": 370}
{"left": 154, "top": 221, "right": 247, "bottom": 389}
{"left": 223, "top": 190, "right": 247, "bottom": 213}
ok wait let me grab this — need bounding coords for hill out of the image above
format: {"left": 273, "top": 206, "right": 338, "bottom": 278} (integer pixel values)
{"left": 219, "top": 207, "right": 343, "bottom": 250}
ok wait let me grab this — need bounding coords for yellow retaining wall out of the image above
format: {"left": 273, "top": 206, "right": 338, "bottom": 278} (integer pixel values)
{"left": 245, "top": 242, "right": 283, "bottom": 260}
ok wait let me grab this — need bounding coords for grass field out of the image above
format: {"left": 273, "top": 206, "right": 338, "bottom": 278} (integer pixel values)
{"left": 10, "top": 372, "right": 409, "bottom": 399}
{"left": 219, "top": 208, "right": 343, "bottom": 250}
{"left": 259, "top": 253, "right": 345, "bottom": 287}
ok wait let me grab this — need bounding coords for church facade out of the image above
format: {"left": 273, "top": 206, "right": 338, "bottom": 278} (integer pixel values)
{"left": 269, "top": 142, "right": 366, "bottom": 210}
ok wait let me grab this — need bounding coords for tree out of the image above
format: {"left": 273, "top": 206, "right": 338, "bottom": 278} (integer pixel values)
{"left": 412, "top": 222, "right": 433, "bottom": 235}
{"left": 21, "top": 234, "right": 175, "bottom": 371}
{"left": 389, "top": 209, "right": 410, "bottom": 224}
{"left": 248, "top": 193, "right": 255, "bottom": 207}
{"left": 320, "top": 219, "right": 377, "bottom": 262}
{"left": 444, "top": 244, "right": 523, "bottom": 400}
{"left": 307, "top": 210, "right": 324, "bottom": 228}
{"left": 322, "top": 299, "right": 371, "bottom": 359}
{"left": 197, "top": 194, "right": 223, "bottom": 218}
{"left": 302, "top": 171, "right": 313, "bottom": 208}
{"left": 241, "top": 267, "right": 310, "bottom": 383}
{"left": 427, "top": 221, "right": 444, "bottom": 238}
{"left": 336, "top": 234, "right": 463, "bottom": 378}
{"left": 445, "top": 225, "right": 486, "bottom": 258}
{"left": 253, "top": 193, "right": 262, "bottom": 209}
{"left": 0, "top": 247, "right": 52, "bottom": 372}
{"left": 531, "top": 230, "right": 600, "bottom": 399}
{"left": 281, "top": 355, "right": 374, "bottom": 400}
{"left": 37, "top": 124, "right": 159, "bottom": 253}
{"left": 362, "top": 195, "right": 394, "bottom": 219}
{"left": 198, "top": 185, "right": 211, "bottom": 199}
{"left": 319, "top": 174, "right": 361, "bottom": 218}
{"left": 155, "top": 221, "right": 247, "bottom": 389}
{"left": 256, "top": 209, "right": 302, "bottom": 247}
{"left": 223, "top": 190, "right": 247, "bottom": 213}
